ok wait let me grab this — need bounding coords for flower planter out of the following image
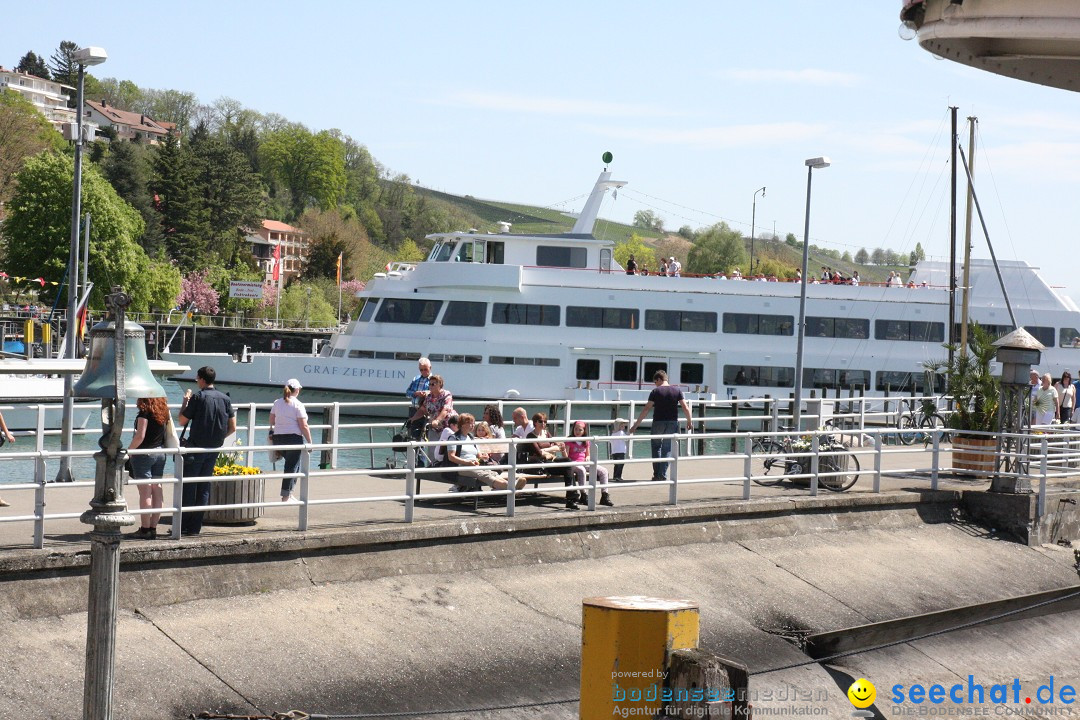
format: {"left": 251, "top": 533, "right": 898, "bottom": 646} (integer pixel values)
{"left": 208, "top": 466, "right": 264, "bottom": 524}
{"left": 951, "top": 436, "right": 996, "bottom": 478}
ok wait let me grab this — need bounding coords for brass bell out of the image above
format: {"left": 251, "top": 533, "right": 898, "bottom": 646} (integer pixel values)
{"left": 74, "top": 318, "right": 167, "bottom": 398}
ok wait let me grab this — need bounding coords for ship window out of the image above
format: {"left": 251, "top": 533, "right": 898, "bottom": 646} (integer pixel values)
{"left": 331, "top": 349, "right": 345, "bottom": 357}
{"left": 874, "top": 320, "right": 945, "bottom": 342}
{"left": 374, "top": 351, "right": 394, "bottom": 359}
{"left": 348, "top": 349, "right": 375, "bottom": 358}
{"left": 358, "top": 297, "right": 380, "bottom": 322}
{"left": 536, "top": 246, "right": 587, "bottom": 268}
{"left": 804, "top": 368, "right": 871, "bottom": 389}
{"left": 645, "top": 310, "right": 717, "bottom": 333}
{"left": 807, "top": 317, "right": 869, "bottom": 339}
{"left": 613, "top": 361, "right": 638, "bottom": 382}
{"left": 442, "top": 301, "right": 487, "bottom": 327}
{"left": 394, "top": 352, "right": 421, "bottom": 361}
{"left": 722, "top": 313, "right": 794, "bottom": 336}
{"left": 576, "top": 359, "right": 600, "bottom": 380}
{"left": 454, "top": 242, "right": 474, "bottom": 262}
{"left": 374, "top": 298, "right": 443, "bottom": 324}
{"left": 643, "top": 361, "right": 667, "bottom": 380}
{"left": 489, "top": 355, "right": 559, "bottom": 366}
{"left": 490, "top": 356, "right": 515, "bottom": 365}
{"left": 724, "top": 365, "right": 794, "bottom": 388}
{"left": 429, "top": 353, "right": 482, "bottom": 363}
{"left": 492, "top": 303, "right": 560, "bottom": 326}
{"left": 875, "top": 371, "right": 945, "bottom": 393}
{"left": 680, "top": 363, "right": 704, "bottom": 384}
{"left": 432, "top": 242, "right": 455, "bottom": 262}
{"left": 486, "top": 241, "right": 505, "bottom": 264}
{"left": 1061, "top": 328, "right": 1080, "bottom": 348}
{"left": 966, "top": 323, "right": 1055, "bottom": 348}
{"left": 566, "top": 306, "right": 639, "bottom": 329}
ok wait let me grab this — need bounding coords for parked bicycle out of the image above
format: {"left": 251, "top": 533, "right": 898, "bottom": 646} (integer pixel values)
{"left": 895, "top": 396, "right": 950, "bottom": 446}
{"left": 750, "top": 429, "right": 860, "bottom": 491}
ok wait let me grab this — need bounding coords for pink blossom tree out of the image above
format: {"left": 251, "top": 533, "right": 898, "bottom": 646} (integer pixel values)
{"left": 177, "top": 269, "right": 221, "bottom": 316}
{"left": 257, "top": 282, "right": 279, "bottom": 311}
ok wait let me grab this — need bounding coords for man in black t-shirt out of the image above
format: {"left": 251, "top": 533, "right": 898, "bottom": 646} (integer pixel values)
{"left": 178, "top": 366, "right": 236, "bottom": 536}
{"left": 630, "top": 370, "right": 693, "bottom": 482}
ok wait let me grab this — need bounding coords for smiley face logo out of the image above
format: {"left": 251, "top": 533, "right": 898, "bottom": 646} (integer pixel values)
{"left": 847, "top": 678, "right": 876, "bottom": 709}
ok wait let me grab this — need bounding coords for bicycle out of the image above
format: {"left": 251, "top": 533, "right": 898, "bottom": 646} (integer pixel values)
{"left": 750, "top": 429, "right": 860, "bottom": 491}
{"left": 895, "top": 397, "right": 950, "bottom": 446}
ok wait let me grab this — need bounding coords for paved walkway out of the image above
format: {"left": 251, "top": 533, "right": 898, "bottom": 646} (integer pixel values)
{"left": 0, "top": 443, "right": 994, "bottom": 551}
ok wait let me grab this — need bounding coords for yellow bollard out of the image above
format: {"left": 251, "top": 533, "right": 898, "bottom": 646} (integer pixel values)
{"left": 580, "top": 596, "right": 699, "bottom": 719}
{"left": 41, "top": 322, "right": 51, "bottom": 345}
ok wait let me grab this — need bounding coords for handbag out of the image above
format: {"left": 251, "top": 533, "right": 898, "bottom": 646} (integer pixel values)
{"left": 164, "top": 414, "right": 181, "bottom": 449}
{"left": 268, "top": 433, "right": 283, "bottom": 463}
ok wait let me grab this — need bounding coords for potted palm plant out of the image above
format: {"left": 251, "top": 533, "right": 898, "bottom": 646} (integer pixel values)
{"left": 927, "top": 323, "right": 1000, "bottom": 476}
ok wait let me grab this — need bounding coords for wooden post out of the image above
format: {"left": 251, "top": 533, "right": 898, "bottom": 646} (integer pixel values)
{"left": 580, "top": 596, "right": 699, "bottom": 720}
{"left": 665, "top": 648, "right": 750, "bottom": 719}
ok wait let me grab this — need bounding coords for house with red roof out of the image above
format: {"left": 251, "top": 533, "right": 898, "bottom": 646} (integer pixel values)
{"left": 247, "top": 220, "right": 308, "bottom": 283}
{"left": 83, "top": 99, "right": 170, "bottom": 144}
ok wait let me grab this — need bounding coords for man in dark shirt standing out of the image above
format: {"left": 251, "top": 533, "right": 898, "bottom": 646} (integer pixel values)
{"left": 178, "top": 366, "right": 236, "bottom": 536}
{"left": 629, "top": 370, "right": 693, "bottom": 482}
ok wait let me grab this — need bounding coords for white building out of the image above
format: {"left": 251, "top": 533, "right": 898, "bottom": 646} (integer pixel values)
{"left": 0, "top": 67, "right": 76, "bottom": 129}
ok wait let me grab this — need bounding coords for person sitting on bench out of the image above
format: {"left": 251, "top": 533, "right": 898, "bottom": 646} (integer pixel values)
{"left": 448, "top": 413, "right": 527, "bottom": 491}
{"left": 523, "top": 412, "right": 579, "bottom": 510}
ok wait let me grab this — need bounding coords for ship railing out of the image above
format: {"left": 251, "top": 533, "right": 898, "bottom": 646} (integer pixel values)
{"left": 5, "top": 399, "right": 1079, "bottom": 549}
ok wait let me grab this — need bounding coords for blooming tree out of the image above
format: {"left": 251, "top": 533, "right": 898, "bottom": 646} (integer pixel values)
{"left": 257, "top": 281, "right": 279, "bottom": 310}
{"left": 177, "top": 269, "right": 221, "bottom": 315}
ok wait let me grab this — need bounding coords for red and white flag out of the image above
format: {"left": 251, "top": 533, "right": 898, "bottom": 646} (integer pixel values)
{"left": 272, "top": 243, "right": 281, "bottom": 282}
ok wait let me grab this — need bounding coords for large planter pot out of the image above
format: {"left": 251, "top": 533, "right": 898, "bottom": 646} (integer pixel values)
{"left": 952, "top": 435, "right": 997, "bottom": 478}
{"left": 208, "top": 472, "right": 265, "bottom": 525}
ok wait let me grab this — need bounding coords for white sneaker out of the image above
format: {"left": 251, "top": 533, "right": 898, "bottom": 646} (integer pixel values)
{"left": 447, "top": 485, "right": 464, "bottom": 493}
{"left": 284, "top": 495, "right": 302, "bottom": 504}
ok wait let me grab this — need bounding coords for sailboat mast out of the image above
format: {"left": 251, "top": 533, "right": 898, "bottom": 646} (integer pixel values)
{"left": 959, "top": 116, "right": 977, "bottom": 355}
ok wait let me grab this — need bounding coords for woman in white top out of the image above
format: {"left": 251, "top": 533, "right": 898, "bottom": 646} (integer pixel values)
{"left": 1033, "top": 373, "right": 1059, "bottom": 426}
{"left": 270, "top": 378, "right": 313, "bottom": 502}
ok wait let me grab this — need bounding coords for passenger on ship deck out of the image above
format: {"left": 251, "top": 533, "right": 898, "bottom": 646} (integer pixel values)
{"left": 625, "top": 254, "right": 638, "bottom": 275}
{"left": 409, "top": 374, "right": 454, "bottom": 436}
{"left": 658, "top": 258, "right": 669, "bottom": 276}
{"left": 565, "top": 420, "right": 613, "bottom": 506}
{"left": 731, "top": 267, "right": 742, "bottom": 280}
{"left": 448, "top": 413, "right": 526, "bottom": 492}
{"left": 669, "top": 257, "right": 681, "bottom": 277}
{"left": 1033, "top": 373, "right": 1059, "bottom": 426}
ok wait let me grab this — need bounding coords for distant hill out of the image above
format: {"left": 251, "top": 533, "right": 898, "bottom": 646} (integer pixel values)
{"left": 415, "top": 186, "right": 911, "bottom": 284}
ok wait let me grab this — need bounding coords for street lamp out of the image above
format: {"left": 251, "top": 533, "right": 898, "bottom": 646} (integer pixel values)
{"left": 58, "top": 46, "right": 107, "bottom": 483}
{"left": 792, "top": 157, "right": 830, "bottom": 429}
{"left": 750, "top": 186, "right": 765, "bottom": 275}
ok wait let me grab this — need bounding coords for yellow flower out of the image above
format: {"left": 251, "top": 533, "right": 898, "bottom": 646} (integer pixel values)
{"left": 213, "top": 464, "right": 261, "bottom": 476}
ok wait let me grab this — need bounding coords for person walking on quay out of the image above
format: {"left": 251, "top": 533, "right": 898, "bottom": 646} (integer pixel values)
{"left": 610, "top": 417, "right": 630, "bottom": 482}
{"left": 629, "top": 370, "right": 692, "bottom": 482}
{"left": 1056, "top": 372, "right": 1075, "bottom": 424}
{"left": 271, "top": 378, "right": 313, "bottom": 503}
{"left": 178, "top": 366, "right": 236, "bottom": 536}
{"left": 1033, "top": 372, "right": 1058, "bottom": 426}
{"left": 405, "top": 358, "right": 432, "bottom": 424}
{"left": 129, "top": 397, "right": 172, "bottom": 538}
{"left": 0, "top": 410, "right": 14, "bottom": 507}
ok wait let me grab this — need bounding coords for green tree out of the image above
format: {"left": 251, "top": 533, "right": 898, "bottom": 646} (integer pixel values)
{"left": 1, "top": 152, "right": 153, "bottom": 309}
{"left": 677, "top": 225, "right": 696, "bottom": 241}
{"left": 279, "top": 282, "right": 337, "bottom": 328}
{"left": 396, "top": 238, "right": 425, "bottom": 262}
{"left": 910, "top": 242, "right": 926, "bottom": 266}
{"left": 49, "top": 41, "right": 80, "bottom": 88}
{"left": 686, "top": 222, "right": 747, "bottom": 275}
{"left": 93, "top": 78, "right": 143, "bottom": 110}
{"left": 785, "top": 232, "right": 799, "bottom": 248}
{"left": 841, "top": 250, "right": 852, "bottom": 263}
{"left": 870, "top": 247, "right": 885, "bottom": 265}
{"left": 854, "top": 247, "right": 869, "bottom": 264}
{"left": 188, "top": 124, "right": 263, "bottom": 265}
{"left": 151, "top": 133, "right": 209, "bottom": 271}
{"left": 0, "top": 89, "right": 64, "bottom": 215}
{"left": 133, "top": 258, "right": 182, "bottom": 312}
{"left": 15, "top": 51, "right": 50, "bottom": 79}
{"left": 259, "top": 124, "right": 347, "bottom": 218}
{"left": 139, "top": 88, "right": 199, "bottom": 135}
{"left": 100, "top": 139, "right": 163, "bottom": 253}
{"left": 613, "top": 233, "right": 656, "bottom": 271}
{"left": 298, "top": 207, "right": 388, "bottom": 281}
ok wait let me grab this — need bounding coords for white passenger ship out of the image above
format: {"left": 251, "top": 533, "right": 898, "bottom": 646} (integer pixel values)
{"left": 165, "top": 168, "right": 1080, "bottom": 404}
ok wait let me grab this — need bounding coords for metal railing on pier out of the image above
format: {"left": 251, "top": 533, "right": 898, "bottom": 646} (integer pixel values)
{"left": 0, "top": 396, "right": 1077, "bottom": 549}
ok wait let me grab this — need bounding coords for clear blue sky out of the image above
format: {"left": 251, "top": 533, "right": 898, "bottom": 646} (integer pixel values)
{"left": 6, "top": 1, "right": 1080, "bottom": 298}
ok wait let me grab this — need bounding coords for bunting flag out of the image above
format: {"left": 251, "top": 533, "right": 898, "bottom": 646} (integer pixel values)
{"left": 76, "top": 302, "right": 88, "bottom": 341}
{"left": 0, "top": 273, "right": 60, "bottom": 286}
{"left": 272, "top": 243, "right": 281, "bottom": 282}
{"left": 336, "top": 251, "right": 343, "bottom": 285}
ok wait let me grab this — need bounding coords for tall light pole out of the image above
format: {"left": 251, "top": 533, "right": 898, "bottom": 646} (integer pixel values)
{"left": 58, "top": 46, "right": 107, "bottom": 483}
{"left": 792, "top": 157, "right": 830, "bottom": 429}
{"left": 750, "top": 186, "right": 765, "bottom": 275}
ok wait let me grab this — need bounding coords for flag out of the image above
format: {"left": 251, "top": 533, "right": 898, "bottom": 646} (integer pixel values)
{"left": 272, "top": 243, "right": 281, "bottom": 282}
{"left": 336, "top": 251, "right": 343, "bottom": 285}
{"left": 76, "top": 303, "right": 88, "bottom": 341}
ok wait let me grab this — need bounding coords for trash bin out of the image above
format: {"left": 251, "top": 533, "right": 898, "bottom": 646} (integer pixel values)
{"left": 207, "top": 474, "right": 264, "bottom": 525}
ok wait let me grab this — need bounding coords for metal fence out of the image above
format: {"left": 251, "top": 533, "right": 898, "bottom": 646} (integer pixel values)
{"left": 0, "top": 395, "right": 1077, "bottom": 548}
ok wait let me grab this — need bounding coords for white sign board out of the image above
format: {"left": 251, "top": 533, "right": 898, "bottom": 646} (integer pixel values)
{"left": 229, "top": 281, "right": 264, "bottom": 299}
